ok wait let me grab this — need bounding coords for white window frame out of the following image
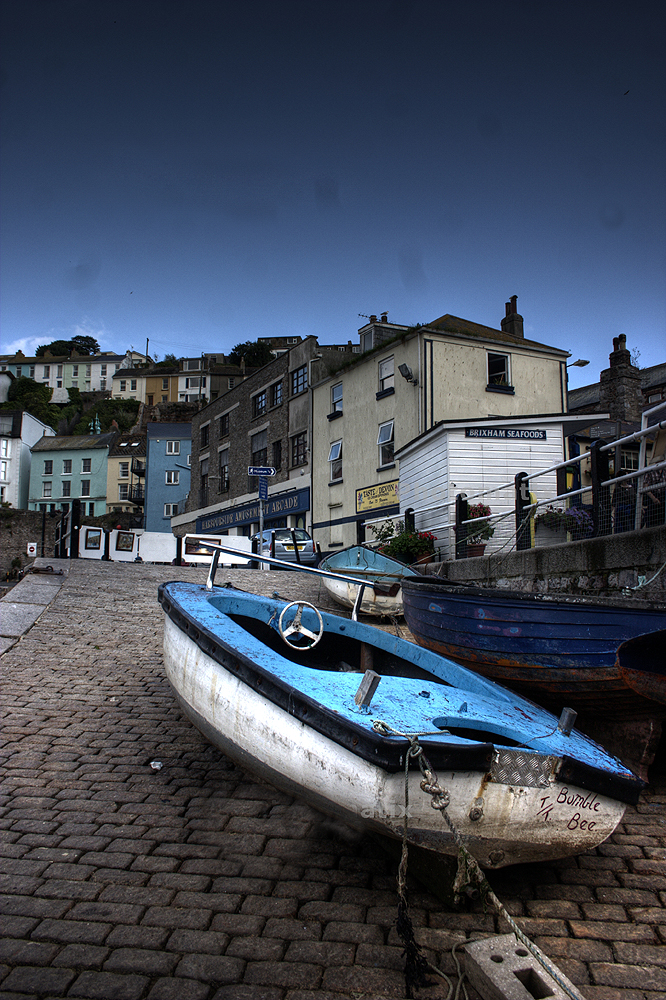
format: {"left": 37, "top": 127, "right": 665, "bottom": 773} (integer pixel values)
{"left": 164, "top": 503, "right": 179, "bottom": 517}
{"left": 43, "top": 482, "right": 52, "bottom": 498}
{"left": 487, "top": 352, "right": 511, "bottom": 387}
{"left": 331, "top": 382, "right": 343, "bottom": 413}
{"left": 166, "top": 441, "right": 180, "bottom": 455}
{"left": 166, "top": 470, "right": 180, "bottom": 485}
{"left": 118, "top": 483, "right": 129, "bottom": 501}
{"left": 81, "top": 480, "right": 91, "bottom": 497}
{"left": 377, "top": 420, "right": 395, "bottom": 466}
{"left": 378, "top": 357, "right": 394, "bottom": 393}
{"left": 119, "top": 462, "right": 129, "bottom": 478}
{"left": 328, "top": 440, "right": 342, "bottom": 482}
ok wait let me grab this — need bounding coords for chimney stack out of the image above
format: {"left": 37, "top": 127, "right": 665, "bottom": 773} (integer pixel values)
{"left": 500, "top": 295, "right": 524, "bottom": 338}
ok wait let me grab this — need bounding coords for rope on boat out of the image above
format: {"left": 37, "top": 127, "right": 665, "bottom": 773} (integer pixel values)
{"left": 372, "top": 720, "right": 583, "bottom": 1000}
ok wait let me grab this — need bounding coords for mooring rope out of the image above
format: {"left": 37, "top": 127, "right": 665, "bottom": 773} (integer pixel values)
{"left": 372, "top": 720, "right": 583, "bottom": 1000}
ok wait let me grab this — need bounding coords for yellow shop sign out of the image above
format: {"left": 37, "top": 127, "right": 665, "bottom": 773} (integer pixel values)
{"left": 356, "top": 480, "right": 399, "bottom": 514}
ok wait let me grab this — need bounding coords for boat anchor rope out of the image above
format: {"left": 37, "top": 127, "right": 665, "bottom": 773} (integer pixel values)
{"left": 372, "top": 720, "right": 583, "bottom": 1000}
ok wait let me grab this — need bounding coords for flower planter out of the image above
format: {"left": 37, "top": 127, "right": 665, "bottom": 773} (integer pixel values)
{"left": 465, "top": 543, "right": 487, "bottom": 558}
{"left": 535, "top": 524, "right": 568, "bottom": 548}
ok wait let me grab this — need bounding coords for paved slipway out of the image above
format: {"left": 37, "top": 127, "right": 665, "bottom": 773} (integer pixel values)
{"left": 1, "top": 559, "right": 665, "bottom": 1000}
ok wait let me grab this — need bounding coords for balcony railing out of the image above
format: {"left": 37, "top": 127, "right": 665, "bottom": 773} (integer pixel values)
{"left": 132, "top": 460, "right": 146, "bottom": 477}
{"left": 128, "top": 484, "right": 145, "bottom": 505}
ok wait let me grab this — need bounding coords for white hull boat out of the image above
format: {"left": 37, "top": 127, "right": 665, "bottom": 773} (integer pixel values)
{"left": 159, "top": 579, "right": 642, "bottom": 869}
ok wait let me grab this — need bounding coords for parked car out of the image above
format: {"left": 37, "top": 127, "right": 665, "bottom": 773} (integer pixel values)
{"left": 251, "top": 528, "right": 318, "bottom": 566}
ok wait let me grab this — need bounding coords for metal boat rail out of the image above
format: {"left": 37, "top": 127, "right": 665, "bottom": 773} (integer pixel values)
{"left": 203, "top": 542, "right": 379, "bottom": 620}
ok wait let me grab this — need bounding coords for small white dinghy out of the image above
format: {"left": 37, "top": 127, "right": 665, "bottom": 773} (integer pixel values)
{"left": 159, "top": 567, "right": 642, "bottom": 869}
{"left": 318, "top": 544, "right": 419, "bottom": 616}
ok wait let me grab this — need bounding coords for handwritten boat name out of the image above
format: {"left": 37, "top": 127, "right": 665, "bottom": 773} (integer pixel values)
{"left": 537, "top": 787, "right": 600, "bottom": 831}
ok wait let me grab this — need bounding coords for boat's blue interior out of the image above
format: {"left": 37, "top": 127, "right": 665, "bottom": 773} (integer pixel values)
{"left": 320, "top": 544, "right": 419, "bottom": 579}
{"left": 165, "top": 581, "right": 635, "bottom": 777}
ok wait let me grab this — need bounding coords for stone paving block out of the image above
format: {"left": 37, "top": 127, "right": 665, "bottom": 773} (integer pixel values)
{"left": 51, "top": 943, "right": 110, "bottom": 968}
{"left": 174, "top": 953, "right": 245, "bottom": 984}
{"left": 148, "top": 977, "right": 212, "bottom": 1000}
{"left": 67, "top": 970, "right": 149, "bottom": 999}
{"left": 0, "top": 965, "right": 76, "bottom": 995}
{"left": 464, "top": 934, "right": 586, "bottom": 1000}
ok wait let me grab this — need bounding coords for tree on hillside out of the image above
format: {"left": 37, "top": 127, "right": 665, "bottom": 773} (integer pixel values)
{"left": 1, "top": 377, "right": 60, "bottom": 429}
{"left": 227, "top": 340, "right": 274, "bottom": 368}
{"left": 36, "top": 334, "right": 100, "bottom": 357}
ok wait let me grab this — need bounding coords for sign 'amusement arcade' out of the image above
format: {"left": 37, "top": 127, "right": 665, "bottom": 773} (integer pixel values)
{"left": 196, "top": 487, "right": 310, "bottom": 534}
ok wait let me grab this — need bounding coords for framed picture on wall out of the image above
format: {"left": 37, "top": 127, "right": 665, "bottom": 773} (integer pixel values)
{"left": 115, "top": 531, "right": 135, "bottom": 552}
{"left": 85, "top": 529, "right": 102, "bottom": 550}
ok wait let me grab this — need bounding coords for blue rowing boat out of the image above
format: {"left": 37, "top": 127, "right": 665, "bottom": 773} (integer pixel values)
{"left": 158, "top": 577, "right": 643, "bottom": 868}
{"left": 400, "top": 576, "right": 666, "bottom": 715}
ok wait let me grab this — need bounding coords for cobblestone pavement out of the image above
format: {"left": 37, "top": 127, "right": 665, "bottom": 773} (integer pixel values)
{"left": 1, "top": 560, "right": 665, "bottom": 1000}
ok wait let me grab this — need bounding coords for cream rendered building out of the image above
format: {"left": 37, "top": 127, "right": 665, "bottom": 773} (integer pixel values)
{"left": 311, "top": 299, "right": 570, "bottom": 553}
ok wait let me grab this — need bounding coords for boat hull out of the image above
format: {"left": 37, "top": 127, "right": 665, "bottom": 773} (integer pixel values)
{"left": 318, "top": 545, "right": 417, "bottom": 617}
{"left": 401, "top": 578, "right": 666, "bottom": 716}
{"left": 162, "top": 608, "right": 627, "bottom": 868}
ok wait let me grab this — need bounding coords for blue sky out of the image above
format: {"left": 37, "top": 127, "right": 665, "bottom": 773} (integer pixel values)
{"left": 1, "top": 1, "right": 664, "bottom": 390}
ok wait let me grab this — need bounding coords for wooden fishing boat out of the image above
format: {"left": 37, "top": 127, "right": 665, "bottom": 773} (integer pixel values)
{"left": 401, "top": 576, "right": 666, "bottom": 716}
{"left": 616, "top": 630, "right": 666, "bottom": 706}
{"left": 318, "top": 544, "right": 419, "bottom": 616}
{"left": 158, "top": 577, "right": 642, "bottom": 868}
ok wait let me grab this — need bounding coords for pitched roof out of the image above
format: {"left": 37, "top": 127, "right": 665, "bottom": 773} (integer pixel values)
{"left": 31, "top": 432, "right": 117, "bottom": 452}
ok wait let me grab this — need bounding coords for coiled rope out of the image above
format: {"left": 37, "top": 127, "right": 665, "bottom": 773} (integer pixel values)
{"left": 372, "top": 720, "right": 583, "bottom": 1000}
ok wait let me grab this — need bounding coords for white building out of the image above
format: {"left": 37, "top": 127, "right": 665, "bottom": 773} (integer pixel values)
{"left": 0, "top": 411, "right": 56, "bottom": 508}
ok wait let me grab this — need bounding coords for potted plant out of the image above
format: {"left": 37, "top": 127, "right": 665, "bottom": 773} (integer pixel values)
{"left": 370, "top": 519, "right": 437, "bottom": 565}
{"left": 465, "top": 502, "right": 495, "bottom": 557}
{"left": 534, "top": 505, "right": 593, "bottom": 542}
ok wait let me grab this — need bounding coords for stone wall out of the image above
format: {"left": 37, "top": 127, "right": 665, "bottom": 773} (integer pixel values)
{"left": 428, "top": 524, "right": 666, "bottom": 601}
{"left": 0, "top": 508, "right": 60, "bottom": 580}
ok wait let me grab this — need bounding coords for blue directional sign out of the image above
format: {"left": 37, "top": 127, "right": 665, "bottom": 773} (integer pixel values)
{"left": 258, "top": 477, "right": 268, "bottom": 500}
{"left": 248, "top": 466, "right": 276, "bottom": 477}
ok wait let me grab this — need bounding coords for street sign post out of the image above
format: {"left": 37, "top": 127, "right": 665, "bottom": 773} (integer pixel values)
{"left": 248, "top": 466, "right": 276, "bottom": 477}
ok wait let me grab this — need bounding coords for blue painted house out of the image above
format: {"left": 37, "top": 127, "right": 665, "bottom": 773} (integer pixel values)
{"left": 144, "top": 422, "right": 192, "bottom": 531}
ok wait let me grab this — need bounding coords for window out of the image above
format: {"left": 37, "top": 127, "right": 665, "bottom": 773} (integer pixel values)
{"left": 487, "top": 353, "right": 511, "bottom": 387}
{"left": 251, "top": 430, "right": 268, "bottom": 467}
{"left": 272, "top": 439, "right": 282, "bottom": 470}
{"left": 71, "top": 380, "right": 78, "bottom": 388}
{"left": 0, "top": 461, "right": 7, "bottom": 480}
{"left": 270, "top": 381, "right": 283, "bottom": 407}
{"left": 161, "top": 395, "right": 167, "bottom": 402}
{"left": 81, "top": 480, "right": 90, "bottom": 497}
{"left": 331, "top": 383, "right": 343, "bottom": 413}
{"left": 200, "top": 424, "right": 209, "bottom": 448}
{"left": 62, "top": 481, "right": 71, "bottom": 498}
{"left": 72, "top": 365, "right": 79, "bottom": 376}
{"left": 100, "top": 379, "right": 106, "bottom": 390}
{"left": 15, "top": 366, "right": 22, "bottom": 377}
{"left": 186, "top": 359, "right": 200, "bottom": 370}
{"left": 101, "top": 364, "right": 107, "bottom": 376}
{"left": 253, "top": 390, "right": 267, "bottom": 417}
{"left": 43, "top": 365, "right": 50, "bottom": 378}
{"left": 164, "top": 503, "right": 179, "bottom": 517}
{"left": 328, "top": 441, "right": 342, "bottom": 481}
{"left": 57, "top": 381, "right": 63, "bottom": 388}
{"left": 200, "top": 457, "right": 208, "bottom": 494}
{"left": 291, "top": 432, "right": 307, "bottom": 467}
{"left": 621, "top": 450, "right": 640, "bottom": 471}
{"left": 115, "top": 363, "right": 121, "bottom": 371}
{"left": 219, "top": 413, "right": 230, "bottom": 437}
{"left": 120, "top": 379, "right": 127, "bottom": 391}
{"left": 0, "top": 440, "right": 9, "bottom": 458}
{"left": 162, "top": 377, "right": 169, "bottom": 390}
{"left": 186, "top": 377, "right": 201, "bottom": 389}
{"left": 118, "top": 484, "right": 129, "bottom": 501}
{"left": 130, "top": 379, "right": 137, "bottom": 391}
{"left": 378, "top": 420, "right": 395, "bottom": 466}
{"left": 86, "top": 364, "right": 92, "bottom": 377}
{"left": 291, "top": 365, "right": 307, "bottom": 395}
{"left": 29, "top": 366, "right": 35, "bottom": 378}
{"left": 119, "top": 461, "right": 129, "bottom": 478}
{"left": 82, "top": 458, "right": 91, "bottom": 472}
{"left": 57, "top": 365, "right": 63, "bottom": 376}
{"left": 63, "top": 459, "right": 72, "bottom": 474}
{"left": 219, "top": 449, "right": 229, "bottom": 491}
{"left": 147, "top": 394, "right": 153, "bottom": 405}
{"left": 166, "top": 441, "right": 180, "bottom": 455}
{"left": 166, "top": 470, "right": 180, "bottom": 485}
{"left": 378, "top": 357, "right": 394, "bottom": 393}
{"left": 44, "top": 460, "right": 53, "bottom": 475}
{"left": 43, "top": 482, "right": 52, "bottom": 497}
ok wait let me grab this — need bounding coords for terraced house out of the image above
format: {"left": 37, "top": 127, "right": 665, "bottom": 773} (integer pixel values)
{"left": 28, "top": 433, "right": 116, "bottom": 516}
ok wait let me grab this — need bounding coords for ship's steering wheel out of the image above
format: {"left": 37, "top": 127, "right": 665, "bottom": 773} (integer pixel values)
{"left": 278, "top": 601, "right": 324, "bottom": 649}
